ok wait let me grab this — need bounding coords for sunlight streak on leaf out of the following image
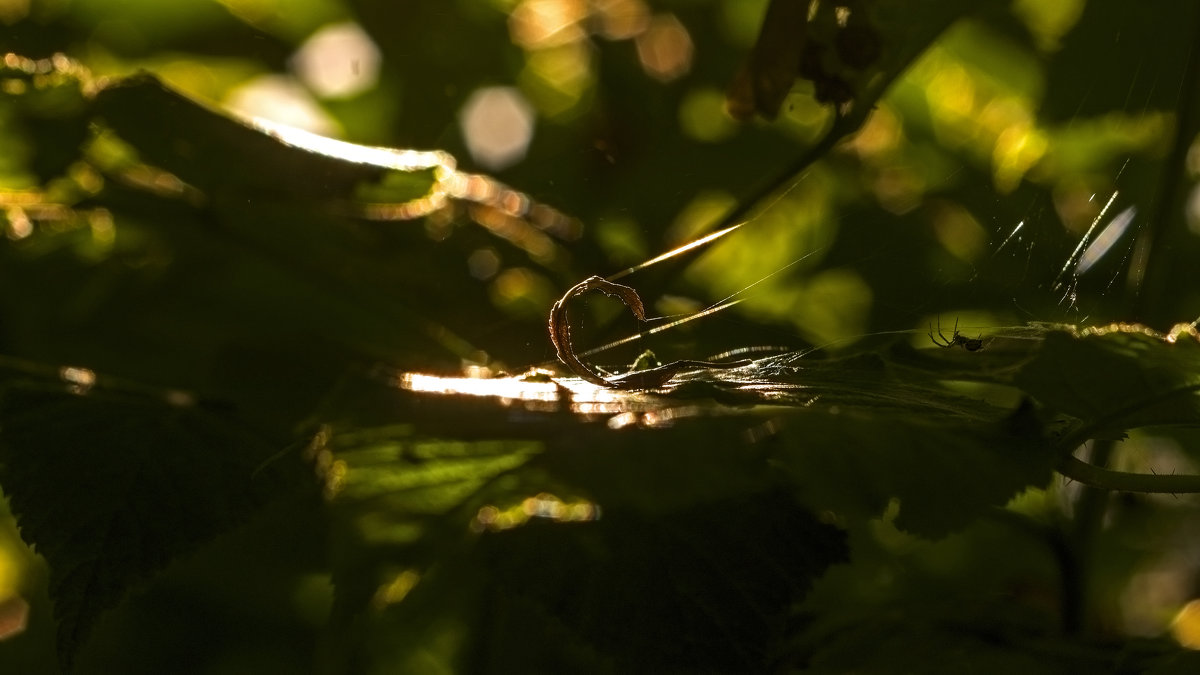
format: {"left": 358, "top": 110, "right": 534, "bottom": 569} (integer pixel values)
{"left": 398, "top": 371, "right": 646, "bottom": 416}
{"left": 253, "top": 117, "right": 457, "bottom": 174}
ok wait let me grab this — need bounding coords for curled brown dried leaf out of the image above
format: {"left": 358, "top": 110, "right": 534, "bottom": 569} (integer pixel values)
{"left": 548, "top": 276, "right": 749, "bottom": 390}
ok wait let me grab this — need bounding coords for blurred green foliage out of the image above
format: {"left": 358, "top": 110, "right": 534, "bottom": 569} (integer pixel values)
{"left": 2, "top": 0, "right": 1200, "bottom": 672}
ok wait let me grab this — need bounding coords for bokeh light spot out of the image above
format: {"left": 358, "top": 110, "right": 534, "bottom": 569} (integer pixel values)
{"left": 635, "top": 14, "right": 693, "bottom": 82}
{"left": 459, "top": 86, "right": 536, "bottom": 170}
{"left": 791, "top": 268, "right": 873, "bottom": 347}
{"left": 509, "top": 0, "right": 588, "bottom": 49}
{"left": 679, "top": 87, "right": 738, "bottom": 142}
{"left": 489, "top": 267, "right": 555, "bottom": 317}
{"left": 927, "top": 62, "right": 976, "bottom": 128}
{"left": 595, "top": 216, "right": 647, "bottom": 264}
{"left": 992, "top": 117, "right": 1047, "bottom": 193}
{"left": 225, "top": 74, "right": 339, "bottom": 135}
{"left": 291, "top": 22, "right": 381, "bottom": 99}
{"left": 1173, "top": 599, "right": 1200, "bottom": 648}
{"left": 850, "top": 104, "right": 903, "bottom": 158}
{"left": 594, "top": 0, "right": 649, "bottom": 40}
{"left": 4, "top": 207, "right": 32, "bottom": 240}
{"left": 0, "top": 596, "right": 28, "bottom": 641}
{"left": 931, "top": 201, "right": 987, "bottom": 262}
{"left": 468, "top": 248, "right": 501, "bottom": 280}
{"left": 872, "top": 164, "right": 926, "bottom": 214}
{"left": 667, "top": 191, "right": 736, "bottom": 244}
{"left": 0, "top": 0, "right": 30, "bottom": 24}
{"left": 1011, "top": 0, "right": 1085, "bottom": 52}
{"left": 58, "top": 366, "right": 96, "bottom": 394}
{"left": 371, "top": 569, "right": 420, "bottom": 610}
{"left": 1187, "top": 132, "right": 1200, "bottom": 176}
{"left": 519, "top": 42, "right": 594, "bottom": 118}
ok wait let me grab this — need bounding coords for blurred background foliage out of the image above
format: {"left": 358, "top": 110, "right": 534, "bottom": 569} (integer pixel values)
{"left": 3, "top": 0, "right": 1200, "bottom": 672}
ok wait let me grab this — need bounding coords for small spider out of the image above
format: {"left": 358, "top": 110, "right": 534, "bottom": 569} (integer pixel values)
{"left": 929, "top": 318, "right": 983, "bottom": 351}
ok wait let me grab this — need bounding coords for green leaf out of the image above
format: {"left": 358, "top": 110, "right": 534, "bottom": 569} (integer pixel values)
{"left": 771, "top": 399, "right": 1052, "bottom": 537}
{"left": 1014, "top": 329, "right": 1200, "bottom": 437}
{"left": 475, "top": 492, "right": 847, "bottom": 672}
{"left": 83, "top": 72, "right": 480, "bottom": 367}
{"left": 783, "top": 507, "right": 1196, "bottom": 673}
{"left": 316, "top": 331, "right": 1058, "bottom": 667}
{"left": 317, "top": 372, "right": 850, "bottom": 672}
{"left": 358, "top": 337, "right": 1054, "bottom": 540}
{"left": 0, "top": 372, "right": 301, "bottom": 668}
{"left": 321, "top": 423, "right": 543, "bottom": 617}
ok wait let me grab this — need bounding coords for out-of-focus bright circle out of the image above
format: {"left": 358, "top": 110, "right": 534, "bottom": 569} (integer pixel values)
{"left": 225, "top": 74, "right": 338, "bottom": 135}
{"left": 635, "top": 13, "right": 693, "bottom": 82}
{"left": 291, "top": 22, "right": 382, "bottom": 99}
{"left": 459, "top": 87, "right": 536, "bottom": 170}
{"left": 468, "top": 248, "right": 501, "bottom": 280}
{"left": 0, "top": 596, "right": 28, "bottom": 641}
{"left": 1172, "top": 598, "right": 1200, "bottom": 649}
{"left": 1187, "top": 183, "right": 1200, "bottom": 236}
{"left": 679, "top": 87, "right": 737, "bottom": 142}
{"left": 509, "top": 0, "right": 588, "bottom": 49}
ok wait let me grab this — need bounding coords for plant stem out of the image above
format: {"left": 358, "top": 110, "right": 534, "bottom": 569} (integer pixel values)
{"left": 1131, "top": 3, "right": 1200, "bottom": 321}
{"left": 1062, "top": 438, "right": 1116, "bottom": 636}
{"left": 1057, "top": 454, "right": 1200, "bottom": 493}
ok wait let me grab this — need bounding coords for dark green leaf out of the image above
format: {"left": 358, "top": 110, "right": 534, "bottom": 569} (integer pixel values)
{"left": 771, "top": 400, "right": 1052, "bottom": 537}
{"left": 475, "top": 492, "right": 847, "bottom": 672}
{"left": 317, "top": 372, "right": 850, "bottom": 671}
{"left": 0, "top": 373, "right": 301, "bottom": 668}
{"left": 1014, "top": 329, "right": 1200, "bottom": 436}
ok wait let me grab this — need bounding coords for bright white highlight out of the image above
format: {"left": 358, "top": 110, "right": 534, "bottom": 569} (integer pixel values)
{"left": 292, "top": 22, "right": 382, "bottom": 99}
{"left": 459, "top": 87, "right": 536, "bottom": 170}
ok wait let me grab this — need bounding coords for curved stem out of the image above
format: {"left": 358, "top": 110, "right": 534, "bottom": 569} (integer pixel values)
{"left": 1057, "top": 453, "right": 1200, "bottom": 493}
